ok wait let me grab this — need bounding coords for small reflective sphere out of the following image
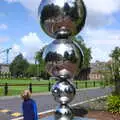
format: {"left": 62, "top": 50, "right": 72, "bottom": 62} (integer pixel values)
{"left": 38, "top": 0, "right": 86, "bottom": 38}
{"left": 52, "top": 80, "right": 76, "bottom": 104}
{"left": 55, "top": 104, "right": 73, "bottom": 120}
{"left": 42, "top": 38, "right": 83, "bottom": 79}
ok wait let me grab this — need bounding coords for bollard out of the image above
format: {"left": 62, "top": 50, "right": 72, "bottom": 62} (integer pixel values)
{"left": 29, "top": 83, "right": 32, "bottom": 93}
{"left": 75, "top": 80, "right": 78, "bottom": 89}
{"left": 93, "top": 81, "right": 96, "bottom": 87}
{"left": 4, "top": 83, "right": 8, "bottom": 96}
{"left": 85, "top": 81, "right": 87, "bottom": 88}
{"left": 48, "top": 81, "right": 51, "bottom": 92}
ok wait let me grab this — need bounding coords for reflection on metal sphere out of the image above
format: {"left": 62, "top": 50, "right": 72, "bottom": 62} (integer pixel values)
{"left": 52, "top": 80, "right": 76, "bottom": 104}
{"left": 42, "top": 38, "right": 83, "bottom": 79}
{"left": 55, "top": 104, "right": 73, "bottom": 120}
{"left": 38, "top": 0, "right": 86, "bottom": 38}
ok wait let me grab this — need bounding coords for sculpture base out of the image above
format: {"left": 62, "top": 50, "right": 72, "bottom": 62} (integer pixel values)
{"left": 39, "top": 115, "right": 96, "bottom": 120}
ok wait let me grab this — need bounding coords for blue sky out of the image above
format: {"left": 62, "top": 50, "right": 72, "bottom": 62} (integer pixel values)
{"left": 0, "top": 0, "right": 120, "bottom": 63}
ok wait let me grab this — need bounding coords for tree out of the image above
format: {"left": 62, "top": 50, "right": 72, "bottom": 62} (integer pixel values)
{"left": 10, "top": 53, "right": 29, "bottom": 77}
{"left": 35, "top": 49, "right": 46, "bottom": 78}
{"left": 26, "top": 64, "right": 37, "bottom": 77}
{"left": 40, "top": 4, "right": 60, "bottom": 23}
{"left": 73, "top": 36, "right": 92, "bottom": 69}
{"left": 110, "top": 47, "right": 120, "bottom": 95}
{"left": 72, "top": 36, "right": 92, "bottom": 80}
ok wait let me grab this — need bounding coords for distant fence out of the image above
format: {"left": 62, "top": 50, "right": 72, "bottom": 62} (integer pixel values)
{"left": 0, "top": 82, "right": 53, "bottom": 96}
{"left": 0, "top": 80, "right": 109, "bottom": 96}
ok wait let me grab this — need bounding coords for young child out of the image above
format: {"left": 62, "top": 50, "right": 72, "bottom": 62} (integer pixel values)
{"left": 21, "top": 90, "right": 38, "bottom": 120}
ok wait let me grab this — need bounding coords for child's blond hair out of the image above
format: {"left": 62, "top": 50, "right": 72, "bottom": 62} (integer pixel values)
{"left": 21, "top": 90, "right": 31, "bottom": 100}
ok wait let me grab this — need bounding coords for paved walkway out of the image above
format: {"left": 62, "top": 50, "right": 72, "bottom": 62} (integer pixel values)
{"left": 0, "top": 87, "right": 113, "bottom": 120}
{"left": 0, "top": 112, "right": 9, "bottom": 120}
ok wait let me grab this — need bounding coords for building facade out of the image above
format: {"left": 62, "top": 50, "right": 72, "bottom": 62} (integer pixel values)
{"left": 89, "top": 61, "right": 110, "bottom": 80}
{"left": 0, "top": 64, "right": 10, "bottom": 73}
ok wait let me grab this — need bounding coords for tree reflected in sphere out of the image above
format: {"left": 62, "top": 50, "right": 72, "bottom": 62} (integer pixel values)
{"left": 38, "top": 0, "right": 86, "bottom": 38}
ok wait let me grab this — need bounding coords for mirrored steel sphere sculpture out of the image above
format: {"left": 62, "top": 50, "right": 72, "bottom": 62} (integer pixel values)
{"left": 42, "top": 28, "right": 83, "bottom": 79}
{"left": 38, "top": 0, "right": 86, "bottom": 119}
{"left": 38, "top": 0, "right": 86, "bottom": 38}
{"left": 55, "top": 104, "right": 73, "bottom": 120}
{"left": 52, "top": 80, "right": 76, "bottom": 104}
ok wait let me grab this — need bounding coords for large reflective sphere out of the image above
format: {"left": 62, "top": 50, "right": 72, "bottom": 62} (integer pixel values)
{"left": 42, "top": 38, "right": 83, "bottom": 79}
{"left": 52, "top": 80, "right": 76, "bottom": 104}
{"left": 38, "top": 0, "right": 86, "bottom": 38}
{"left": 55, "top": 104, "right": 73, "bottom": 120}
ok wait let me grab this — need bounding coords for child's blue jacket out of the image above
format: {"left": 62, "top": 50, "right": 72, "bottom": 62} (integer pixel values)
{"left": 22, "top": 99, "right": 38, "bottom": 120}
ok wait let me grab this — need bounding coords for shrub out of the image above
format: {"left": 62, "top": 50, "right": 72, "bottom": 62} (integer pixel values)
{"left": 107, "top": 95, "right": 120, "bottom": 113}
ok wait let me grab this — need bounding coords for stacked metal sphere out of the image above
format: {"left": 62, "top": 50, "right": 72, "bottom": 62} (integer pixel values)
{"left": 38, "top": 0, "right": 86, "bottom": 119}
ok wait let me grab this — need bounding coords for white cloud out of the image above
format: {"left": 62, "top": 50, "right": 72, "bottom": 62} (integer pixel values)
{"left": 84, "top": 0, "right": 120, "bottom": 28}
{"left": 84, "top": 0, "right": 120, "bottom": 14}
{"left": 20, "top": 0, "right": 41, "bottom": 16}
{"left": 4, "top": 0, "right": 19, "bottom": 3}
{"left": 0, "top": 34, "right": 43, "bottom": 63}
{"left": 21, "top": 32, "right": 45, "bottom": 63}
{"left": 0, "top": 36, "right": 9, "bottom": 43}
{"left": 8, "top": 32, "right": 46, "bottom": 63}
{"left": 9, "top": 44, "right": 21, "bottom": 63}
{"left": 4, "top": 0, "right": 120, "bottom": 28}
{"left": 12, "top": 44, "right": 21, "bottom": 54}
{"left": 0, "top": 57, "right": 4, "bottom": 63}
{"left": 4, "top": 0, "right": 120, "bottom": 27}
{"left": 0, "top": 48, "right": 5, "bottom": 63}
{"left": 4, "top": 0, "right": 120, "bottom": 63}
{"left": 5, "top": 0, "right": 120, "bottom": 14}
{"left": 82, "top": 28, "right": 120, "bottom": 62}
{"left": 4, "top": 0, "right": 41, "bottom": 16}
{"left": 91, "top": 47, "right": 110, "bottom": 62}
{"left": 0, "top": 24, "right": 8, "bottom": 30}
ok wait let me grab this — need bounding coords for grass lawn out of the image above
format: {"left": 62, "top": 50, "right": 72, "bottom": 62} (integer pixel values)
{"left": 0, "top": 79, "right": 106, "bottom": 96}
{"left": 0, "top": 79, "right": 54, "bottom": 84}
{"left": 0, "top": 79, "right": 55, "bottom": 96}
{"left": 76, "top": 80, "right": 105, "bottom": 89}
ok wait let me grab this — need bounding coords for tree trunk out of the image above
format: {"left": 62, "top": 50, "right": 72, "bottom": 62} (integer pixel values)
{"left": 114, "top": 76, "right": 120, "bottom": 95}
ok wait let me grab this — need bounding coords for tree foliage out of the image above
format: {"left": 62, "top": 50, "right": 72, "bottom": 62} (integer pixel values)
{"left": 72, "top": 36, "right": 92, "bottom": 80}
{"left": 10, "top": 53, "right": 29, "bottom": 77}
{"left": 40, "top": 4, "right": 60, "bottom": 23}
{"left": 110, "top": 46, "right": 120, "bottom": 95}
{"left": 26, "top": 64, "right": 37, "bottom": 77}
{"left": 73, "top": 36, "right": 92, "bottom": 69}
{"left": 35, "top": 48, "right": 50, "bottom": 79}
{"left": 35, "top": 49, "right": 45, "bottom": 72}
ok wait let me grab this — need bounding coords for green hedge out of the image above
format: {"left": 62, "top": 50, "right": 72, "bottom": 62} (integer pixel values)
{"left": 107, "top": 95, "right": 120, "bottom": 113}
